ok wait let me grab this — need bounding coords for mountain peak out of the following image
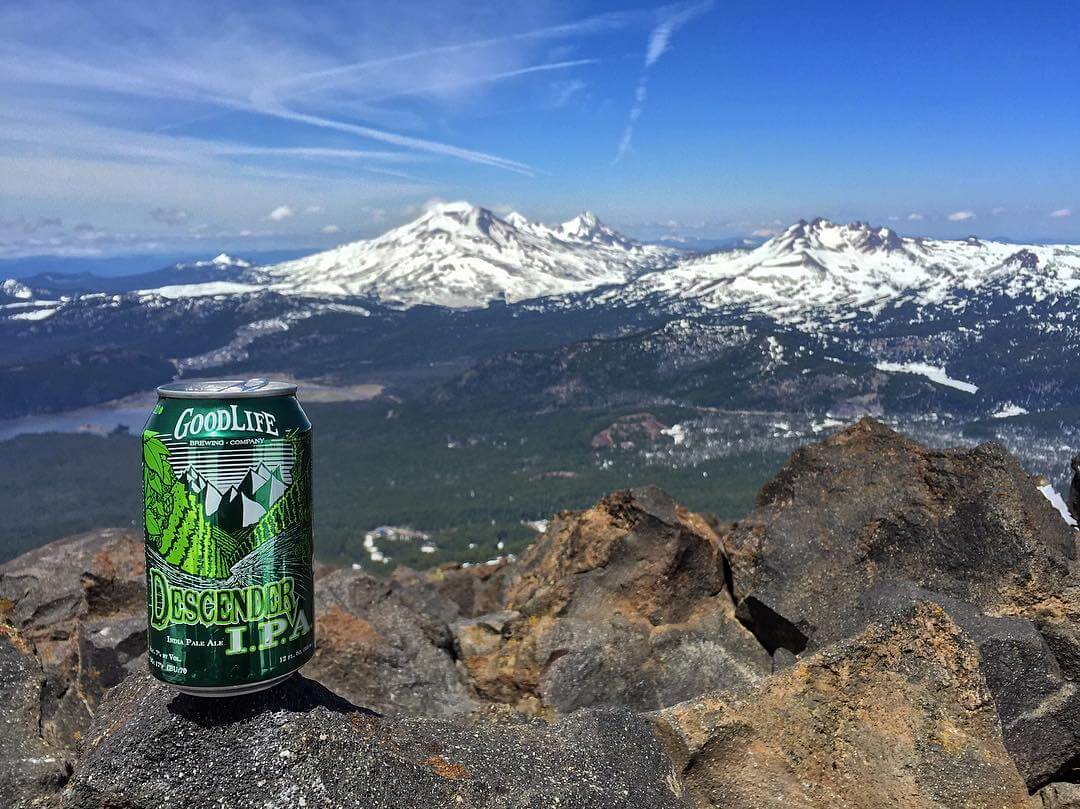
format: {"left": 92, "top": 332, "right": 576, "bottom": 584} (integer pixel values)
{"left": 560, "top": 211, "right": 601, "bottom": 237}
{"left": 410, "top": 201, "right": 508, "bottom": 240}
{"left": 771, "top": 218, "right": 903, "bottom": 254}
{"left": 207, "top": 253, "right": 252, "bottom": 268}
{"left": 265, "top": 202, "right": 676, "bottom": 308}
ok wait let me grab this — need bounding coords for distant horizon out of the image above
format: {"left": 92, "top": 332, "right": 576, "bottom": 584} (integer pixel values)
{"left": 3, "top": 202, "right": 1080, "bottom": 279}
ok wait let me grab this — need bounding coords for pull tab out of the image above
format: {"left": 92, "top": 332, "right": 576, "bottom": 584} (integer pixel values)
{"left": 241, "top": 378, "right": 269, "bottom": 391}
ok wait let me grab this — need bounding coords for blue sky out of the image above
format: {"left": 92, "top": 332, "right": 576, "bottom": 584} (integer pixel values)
{"left": 0, "top": 0, "right": 1077, "bottom": 259}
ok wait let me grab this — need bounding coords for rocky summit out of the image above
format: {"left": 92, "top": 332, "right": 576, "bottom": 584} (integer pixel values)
{"left": 722, "top": 418, "right": 1080, "bottom": 789}
{"left": 2, "top": 417, "right": 1079, "bottom": 807}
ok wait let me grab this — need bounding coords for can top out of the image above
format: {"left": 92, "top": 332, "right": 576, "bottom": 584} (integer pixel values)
{"left": 157, "top": 378, "right": 298, "bottom": 399}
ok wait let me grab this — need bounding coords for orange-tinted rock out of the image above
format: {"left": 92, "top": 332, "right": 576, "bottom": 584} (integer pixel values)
{"left": 453, "top": 486, "right": 770, "bottom": 716}
{"left": 652, "top": 602, "right": 1035, "bottom": 809}
{"left": 721, "top": 417, "right": 1080, "bottom": 788}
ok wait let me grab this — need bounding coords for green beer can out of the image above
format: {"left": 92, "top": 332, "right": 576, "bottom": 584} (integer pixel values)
{"left": 142, "top": 379, "right": 315, "bottom": 696}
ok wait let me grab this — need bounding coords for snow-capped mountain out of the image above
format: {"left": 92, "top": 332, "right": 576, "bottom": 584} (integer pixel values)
{"left": 608, "top": 218, "right": 1080, "bottom": 321}
{"left": 5, "top": 208, "right": 1080, "bottom": 422}
{"left": 263, "top": 201, "right": 680, "bottom": 308}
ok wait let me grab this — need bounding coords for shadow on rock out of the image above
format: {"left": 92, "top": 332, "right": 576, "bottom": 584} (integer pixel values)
{"left": 166, "top": 673, "right": 376, "bottom": 728}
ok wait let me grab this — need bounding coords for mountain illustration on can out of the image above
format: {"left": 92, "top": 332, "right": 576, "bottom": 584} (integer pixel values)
{"left": 142, "top": 379, "right": 315, "bottom": 696}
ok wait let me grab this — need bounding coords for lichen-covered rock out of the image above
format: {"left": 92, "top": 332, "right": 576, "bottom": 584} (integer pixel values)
{"left": 306, "top": 569, "right": 475, "bottom": 717}
{"left": 452, "top": 486, "right": 770, "bottom": 716}
{"left": 721, "top": 419, "right": 1080, "bottom": 790}
{"left": 651, "top": 603, "right": 1035, "bottom": 809}
{"left": 62, "top": 673, "right": 692, "bottom": 809}
{"left": 0, "top": 625, "right": 71, "bottom": 808}
{"left": 826, "top": 581, "right": 1080, "bottom": 790}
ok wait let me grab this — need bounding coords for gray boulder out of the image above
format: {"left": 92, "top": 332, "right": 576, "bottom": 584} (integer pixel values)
{"left": 1070, "top": 454, "right": 1080, "bottom": 526}
{"left": 834, "top": 581, "right": 1080, "bottom": 790}
{"left": 1042, "top": 782, "right": 1080, "bottom": 808}
{"left": 652, "top": 602, "right": 1035, "bottom": 809}
{"left": 306, "top": 569, "right": 475, "bottom": 717}
{"left": 725, "top": 419, "right": 1076, "bottom": 657}
{"left": 62, "top": 673, "right": 692, "bottom": 809}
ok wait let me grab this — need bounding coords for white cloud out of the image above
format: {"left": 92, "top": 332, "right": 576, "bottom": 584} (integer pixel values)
{"left": 1050, "top": 208, "right": 1072, "bottom": 218}
{"left": 751, "top": 227, "right": 778, "bottom": 238}
{"left": 992, "top": 206, "right": 1007, "bottom": 216}
{"left": 268, "top": 205, "right": 294, "bottom": 222}
{"left": 0, "top": 215, "right": 64, "bottom": 234}
{"left": 320, "top": 224, "right": 340, "bottom": 234}
{"left": 614, "top": 80, "right": 648, "bottom": 163}
{"left": 947, "top": 210, "right": 976, "bottom": 222}
{"left": 645, "top": 1, "right": 714, "bottom": 67}
{"left": 549, "top": 78, "right": 587, "bottom": 108}
{"left": 614, "top": 1, "right": 714, "bottom": 164}
{"left": 0, "top": 1, "right": 639, "bottom": 224}
{"left": 357, "top": 57, "right": 599, "bottom": 107}
{"left": 907, "top": 212, "right": 924, "bottom": 221}
{"left": 305, "top": 205, "right": 324, "bottom": 214}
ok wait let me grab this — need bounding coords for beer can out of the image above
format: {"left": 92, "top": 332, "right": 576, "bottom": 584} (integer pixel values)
{"left": 142, "top": 378, "right": 315, "bottom": 696}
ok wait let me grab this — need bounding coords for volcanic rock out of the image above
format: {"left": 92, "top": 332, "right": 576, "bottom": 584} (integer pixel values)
{"left": 0, "top": 529, "right": 144, "bottom": 750}
{"left": 452, "top": 486, "right": 770, "bottom": 716}
{"left": 410, "top": 561, "right": 510, "bottom": 619}
{"left": 825, "top": 580, "right": 1080, "bottom": 789}
{"left": 652, "top": 602, "right": 1034, "bottom": 809}
{"left": 1070, "top": 454, "right": 1080, "bottom": 525}
{"left": 0, "top": 625, "right": 71, "bottom": 807}
{"left": 722, "top": 418, "right": 1080, "bottom": 789}
{"left": 1042, "top": 783, "right": 1080, "bottom": 808}
{"left": 62, "top": 672, "right": 692, "bottom": 809}
{"left": 306, "top": 569, "right": 475, "bottom": 717}
{"left": 724, "top": 419, "right": 1076, "bottom": 656}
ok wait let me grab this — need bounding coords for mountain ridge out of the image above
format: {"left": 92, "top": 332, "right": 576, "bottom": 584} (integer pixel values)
{"left": 4, "top": 208, "right": 1080, "bottom": 317}
{"left": 4, "top": 206, "right": 1080, "bottom": 423}
{"left": 602, "top": 216, "right": 1080, "bottom": 321}
{"left": 261, "top": 201, "right": 681, "bottom": 308}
